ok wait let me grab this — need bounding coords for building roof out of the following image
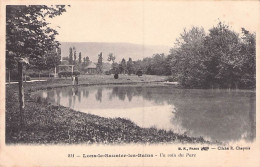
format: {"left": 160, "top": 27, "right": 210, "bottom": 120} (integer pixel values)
{"left": 85, "top": 62, "right": 96, "bottom": 69}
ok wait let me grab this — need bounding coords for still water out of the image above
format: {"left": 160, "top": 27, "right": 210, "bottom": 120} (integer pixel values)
{"left": 38, "top": 84, "right": 256, "bottom": 143}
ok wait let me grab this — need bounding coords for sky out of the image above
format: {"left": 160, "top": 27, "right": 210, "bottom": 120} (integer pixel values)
{"left": 49, "top": 1, "right": 259, "bottom": 47}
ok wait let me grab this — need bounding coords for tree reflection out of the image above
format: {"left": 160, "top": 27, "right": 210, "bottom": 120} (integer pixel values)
{"left": 75, "top": 87, "right": 78, "bottom": 95}
{"left": 56, "top": 89, "right": 61, "bottom": 105}
{"left": 78, "top": 88, "right": 81, "bottom": 102}
{"left": 126, "top": 88, "right": 134, "bottom": 102}
{"left": 46, "top": 91, "right": 55, "bottom": 104}
{"left": 248, "top": 93, "right": 256, "bottom": 142}
{"left": 83, "top": 89, "right": 89, "bottom": 98}
{"left": 105, "top": 86, "right": 256, "bottom": 142}
{"left": 109, "top": 86, "right": 169, "bottom": 104}
{"left": 68, "top": 93, "right": 72, "bottom": 108}
{"left": 95, "top": 87, "right": 103, "bottom": 102}
{"left": 169, "top": 90, "right": 256, "bottom": 142}
{"left": 41, "top": 85, "right": 256, "bottom": 143}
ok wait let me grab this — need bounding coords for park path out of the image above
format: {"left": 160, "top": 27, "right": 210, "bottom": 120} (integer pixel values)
{"left": 5, "top": 80, "right": 47, "bottom": 84}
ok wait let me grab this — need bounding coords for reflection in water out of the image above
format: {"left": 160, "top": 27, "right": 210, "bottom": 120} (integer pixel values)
{"left": 38, "top": 85, "right": 256, "bottom": 143}
{"left": 95, "top": 88, "right": 103, "bottom": 102}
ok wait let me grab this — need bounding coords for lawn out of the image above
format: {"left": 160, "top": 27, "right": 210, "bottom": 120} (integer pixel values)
{"left": 5, "top": 74, "right": 209, "bottom": 144}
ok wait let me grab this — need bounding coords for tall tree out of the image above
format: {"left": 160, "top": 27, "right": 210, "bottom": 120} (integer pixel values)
{"left": 45, "top": 48, "right": 61, "bottom": 71}
{"left": 6, "top": 5, "right": 66, "bottom": 69}
{"left": 148, "top": 54, "right": 168, "bottom": 75}
{"left": 107, "top": 53, "right": 118, "bottom": 74}
{"left": 170, "top": 26, "right": 207, "bottom": 88}
{"left": 78, "top": 52, "right": 82, "bottom": 64}
{"left": 119, "top": 58, "right": 127, "bottom": 74}
{"left": 126, "top": 58, "right": 134, "bottom": 75}
{"left": 69, "top": 47, "right": 73, "bottom": 65}
{"left": 6, "top": 5, "right": 67, "bottom": 126}
{"left": 204, "top": 22, "right": 241, "bottom": 88}
{"left": 107, "top": 53, "right": 116, "bottom": 63}
{"left": 132, "top": 60, "right": 142, "bottom": 74}
{"left": 74, "top": 50, "right": 77, "bottom": 65}
{"left": 96, "top": 52, "right": 103, "bottom": 73}
{"left": 83, "top": 57, "right": 86, "bottom": 65}
{"left": 85, "top": 56, "right": 90, "bottom": 66}
{"left": 239, "top": 28, "right": 256, "bottom": 88}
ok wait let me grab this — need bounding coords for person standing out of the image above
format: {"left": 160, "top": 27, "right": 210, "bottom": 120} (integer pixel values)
{"left": 72, "top": 75, "right": 75, "bottom": 85}
{"left": 75, "top": 75, "right": 79, "bottom": 85}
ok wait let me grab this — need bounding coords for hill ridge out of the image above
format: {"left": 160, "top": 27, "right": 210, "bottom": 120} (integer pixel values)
{"left": 60, "top": 42, "right": 171, "bottom": 62}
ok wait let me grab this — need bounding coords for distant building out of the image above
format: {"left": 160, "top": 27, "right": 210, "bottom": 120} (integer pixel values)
{"left": 84, "top": 62, "right": 97, "bottom": 74}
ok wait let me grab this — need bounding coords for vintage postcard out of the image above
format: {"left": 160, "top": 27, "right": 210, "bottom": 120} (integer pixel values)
{"left": 0, "top": 0, "right": 259, "bottom": 166}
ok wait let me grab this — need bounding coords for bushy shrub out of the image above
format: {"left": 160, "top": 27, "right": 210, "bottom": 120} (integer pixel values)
{"left": 6, "top": 70, "right": 18, "bottom": 81}
{"left": 41, "top": 73, "right": 54, "bottom": 77}
{"left": 114, "top": 74, "right": 119, "bottom": 79}
{"left": 24, "top": 76, "right": 31, "bottom": 81}
{"left": 58, "top": 71, "right": 68, "bottom": 78}
{"left": 58, "top": 71, "right": 80, "bottom": 78}
{"left": 136, "top": 70, "right": 143, "bottom": 76}
{"left": 105, "top": 71, "right": 111, "bottom": 75}
{"left": 73, "top": 71, "right": 80, "bottom": 76}
{"left": 6, "top": 70, "right": 31, "bottom": 81}
{"left": 28, "top": 73, "right": 38, "bottom": 78}
{"left": 28, "top": 72, "right": 54, "bottom": 78}
{"left": 166, "top": 76, "right": 175, "bottom": 82}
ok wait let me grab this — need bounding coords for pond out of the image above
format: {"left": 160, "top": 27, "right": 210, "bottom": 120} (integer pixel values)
{"left": 37, "top": 84, "right": 256, "bottom": 143}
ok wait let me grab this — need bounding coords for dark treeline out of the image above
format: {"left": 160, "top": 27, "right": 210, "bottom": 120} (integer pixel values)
{"left": 134, "top": 22, "right": 255, "bottom": 89}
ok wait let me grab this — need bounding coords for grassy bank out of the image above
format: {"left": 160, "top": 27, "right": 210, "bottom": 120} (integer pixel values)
{"left": 6, "top": 74, "right": 209, "bottom": 144}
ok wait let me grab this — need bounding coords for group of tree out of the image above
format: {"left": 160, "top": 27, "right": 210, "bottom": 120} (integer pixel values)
{"left": 63, "top": 22, "right": 255, "bottom": 89}
{"left": 64, "top": 46, "right": 91, "bottom": 72}
{"left": 130, "top": 22, "right": 255, "bottom": 89}
{"left": 107, "top": 53, "right": 136, "bottom": 75}
{"left": 169, "top": 22, "right": 255, "bottom": 89}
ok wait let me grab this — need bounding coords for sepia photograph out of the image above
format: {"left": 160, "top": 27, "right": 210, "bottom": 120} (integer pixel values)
{"left": 0, "top": 0, "right": 259, "bottom": 166}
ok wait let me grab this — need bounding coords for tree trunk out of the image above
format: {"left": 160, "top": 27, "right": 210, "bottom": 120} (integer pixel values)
{"left": 18, "top": 62, "right": 24, "bottom": 127}
{"left": 8, "top": 69, "right": 10, "bottom": 84}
